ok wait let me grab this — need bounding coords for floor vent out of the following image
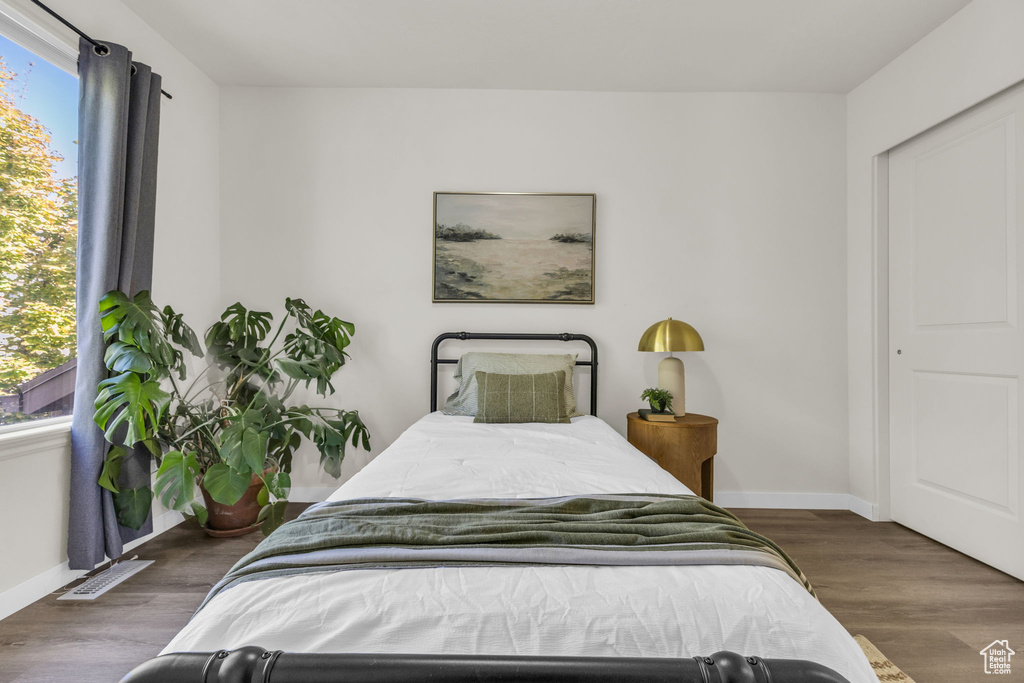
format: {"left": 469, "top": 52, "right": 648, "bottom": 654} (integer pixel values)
{"left": 58, "top": 559, "right": 154, "bottom": 600}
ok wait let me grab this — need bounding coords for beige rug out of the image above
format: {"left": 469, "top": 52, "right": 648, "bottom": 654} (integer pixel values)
{"left": 855, "top": 635, "right": 916, "bottom": 683}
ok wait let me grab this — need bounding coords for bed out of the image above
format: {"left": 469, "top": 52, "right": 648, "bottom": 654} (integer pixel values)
{"left": 123, "top": 333, "right": 875, "bottom": 683}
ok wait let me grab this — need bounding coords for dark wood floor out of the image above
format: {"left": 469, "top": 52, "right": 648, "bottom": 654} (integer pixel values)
{"left": 1, "top": 507, "right": 1021, "bottom": 682}
{"left": 734, "top": 509, "right": 1024, "bottom": 683}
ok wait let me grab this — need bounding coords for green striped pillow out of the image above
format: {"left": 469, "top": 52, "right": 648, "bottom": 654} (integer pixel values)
{"left": 473, "top": 371, "right": 570, "bottom": 424}
{"left": 442, "top": 352, "right": 583, "bottom": 418}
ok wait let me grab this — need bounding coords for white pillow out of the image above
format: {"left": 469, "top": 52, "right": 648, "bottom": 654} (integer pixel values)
{"left": 442, "top": 352, "right": 583, "bottom": 417}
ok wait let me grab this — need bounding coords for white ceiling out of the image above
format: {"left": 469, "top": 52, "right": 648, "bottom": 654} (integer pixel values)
{"left": 119, "top": 0, "right": 973, "bottom": 93}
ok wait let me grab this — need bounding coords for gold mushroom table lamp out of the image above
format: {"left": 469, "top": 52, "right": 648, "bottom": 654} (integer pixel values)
{"left": 638, "top": 317, "right": 704, "bottom": 416}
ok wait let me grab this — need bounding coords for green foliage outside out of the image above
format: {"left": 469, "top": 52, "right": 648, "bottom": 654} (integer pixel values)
{"left": 0, "top": 58, "right": 78, "bottom": 395}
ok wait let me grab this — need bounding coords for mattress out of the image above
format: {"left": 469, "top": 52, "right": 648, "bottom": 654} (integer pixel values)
{"left": 163, "top": 413, "right": 876, "bottom": 682}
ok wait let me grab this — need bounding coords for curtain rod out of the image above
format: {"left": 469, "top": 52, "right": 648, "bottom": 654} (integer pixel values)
{"left": 29, "top": 0, "right": 173, "bottom": 99}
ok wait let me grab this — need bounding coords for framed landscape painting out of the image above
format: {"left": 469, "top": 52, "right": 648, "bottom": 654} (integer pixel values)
{"left": 433, "top": 192, "right": 596, "bottom": 304}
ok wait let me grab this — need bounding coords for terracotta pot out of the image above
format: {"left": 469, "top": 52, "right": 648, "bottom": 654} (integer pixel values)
{"left": 200, "top": 472, "right": 264, "bottom": 534}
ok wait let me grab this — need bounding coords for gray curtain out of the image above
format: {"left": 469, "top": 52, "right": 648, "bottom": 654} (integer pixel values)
{"left": 68, "top": 38, "right": 162, "bottom": 570}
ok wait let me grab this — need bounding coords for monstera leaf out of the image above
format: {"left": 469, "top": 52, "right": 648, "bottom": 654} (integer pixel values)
{"left": 276, "top": 357, "right": 325, "bottom": 388}
{"left": 150, "top": 306, "right": 200, "bottom": 380}
{"left": 97, "top": 446, "right": 126, "bottom": 493}
{"left": 283, "top": 406, "right": 314, "bottom": 437}
{"left": 257, "top": 500, "right": 288, "bottom": 535}
{"left": 161, "top": 305, "right": 202, "bottom": 357}
{"left": 221, "top": 303, "right": 273, "bottom": 343}
{"left": 278, "top": 341, "right": 337, "bottom": 395}
{"left": 282, "top": 299, "right": 354, "bottom": 396}
{"left": 283, "top": 298, "right": 314, "bottom": 326}
{"left": 219, "top": 409, "right": 269, "bottom": 474}
{"left": 284, "top": 300, "right": 353, "bottom": 359}
{"left": 113, "top": 486, "right": 152, "bottom": 530}
{"left": 256, "top": 471, "right": 291, "bottom": 507}
{"left": 205, "top": 303, "right": 278, "bottom": 386}
{"left": 205, "top": 303, "right": 273, "bottom": 355}
{"left": 94, "top": 373, "right": 170, "bottom": 446}
{"left": 311, "top": 410, "right": 369, "bottom": 478}
{"left": 103, "top": 341, "right": 154, "bottom": 375}
{"left": 269, "top": 471, "right": 291, "bottom": 499}
{"left": 267, "top": 429, "right": 301, "bottom": 473}
{"left": 190, "top": 502, "right": 209, "bottom": 528}
{"left": 98, "top": 290, "right": 176, "bottom": 372}
{"left": 154, "top": 451, "right": 201, "bottom": 511}
{"left": 202, "top": 463, "right": 253, "bottom": 506}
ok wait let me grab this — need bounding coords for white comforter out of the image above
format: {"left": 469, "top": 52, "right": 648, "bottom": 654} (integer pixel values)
{"left": 164, "top": 413, "right": 875, "bottom": 682}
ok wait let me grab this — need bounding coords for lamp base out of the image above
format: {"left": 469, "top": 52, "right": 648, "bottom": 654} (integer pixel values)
{"left": 658, "top": 356, "right": 686, "bottom": 416}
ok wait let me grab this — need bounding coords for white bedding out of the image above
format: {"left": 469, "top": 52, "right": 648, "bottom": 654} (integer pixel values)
{"left": 164, "top": 413, "right": 875, "bottom": 682}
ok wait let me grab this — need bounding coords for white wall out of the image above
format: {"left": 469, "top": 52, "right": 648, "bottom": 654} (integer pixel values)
{"left": 220, "top": 88, "right": 849, "bottom": 502}
{"left": 43, "top": 0, "right": 223, "bottom": 325}
{"left": 847, "top": 0, "right": 1024, "bottom": 516}
{"left": 0, "top": 424, "right": 72, "bottom": 600}
{"left": 0, "top": 0, "right": 220, "bottom": 606}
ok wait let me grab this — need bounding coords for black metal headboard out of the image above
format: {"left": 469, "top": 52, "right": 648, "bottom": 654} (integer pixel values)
{"left": 430, "top": 332, "right": 598, "bottom": 416}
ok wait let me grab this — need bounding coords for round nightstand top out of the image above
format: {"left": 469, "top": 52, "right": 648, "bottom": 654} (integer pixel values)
{"left": 626, "top": 412, "right": 718, "bottom": 428}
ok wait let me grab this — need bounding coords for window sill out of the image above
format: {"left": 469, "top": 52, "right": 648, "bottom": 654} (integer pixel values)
{"left": 0, "top": 415, "right": 73, "bottom": 462}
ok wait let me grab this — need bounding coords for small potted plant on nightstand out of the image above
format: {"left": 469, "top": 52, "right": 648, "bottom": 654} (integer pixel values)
{"left": 639, "top": 387, "right": 675, "bottom": 422}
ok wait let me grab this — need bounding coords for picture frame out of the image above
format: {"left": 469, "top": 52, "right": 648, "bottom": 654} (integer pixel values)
{"left": 433, "top": 192, "right": 596, "bottom": 304}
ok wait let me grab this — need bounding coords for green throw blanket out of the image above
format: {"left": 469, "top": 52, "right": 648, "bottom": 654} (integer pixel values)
{"left": 196, "top": 494, "right": 813, "bottom": 615}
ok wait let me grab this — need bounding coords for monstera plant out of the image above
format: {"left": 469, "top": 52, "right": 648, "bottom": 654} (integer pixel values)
{"left": 94, "top": 290, "right": 370, "bottom": 535}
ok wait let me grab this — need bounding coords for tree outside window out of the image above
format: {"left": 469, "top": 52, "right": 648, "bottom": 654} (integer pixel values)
{"left": 0, "top": 36, "right": 79, "bottom": 426}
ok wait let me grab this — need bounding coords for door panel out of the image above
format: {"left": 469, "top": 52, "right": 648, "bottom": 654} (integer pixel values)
{"left": 890, "top": 82, "right": 1024, "bottom": 580}
{"left": 912, "top": 117, "right": 1014, "bottom": 328}
{"left": 912, "top": 371, "right": 1016, "bottom": 512}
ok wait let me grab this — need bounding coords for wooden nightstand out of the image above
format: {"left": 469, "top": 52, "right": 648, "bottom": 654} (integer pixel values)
{"left": 626, "top": 412, "right": 718, "bottom": 501}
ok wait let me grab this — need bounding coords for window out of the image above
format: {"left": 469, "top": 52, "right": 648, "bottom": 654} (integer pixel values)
{"left": 0, "top": 32, "right": 78, "bottom": 426}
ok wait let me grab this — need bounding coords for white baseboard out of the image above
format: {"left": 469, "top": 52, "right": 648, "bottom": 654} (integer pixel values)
{"left": 717, "top": 491, "right": 878, "bottom": 520}
{"left": 289, "top": 487, "right": 338, "bottom": 503}
{"left": 846, "top": 495, "right": 878, "bottom": 521}
{"left": 716, "top": 491, "right": 850, "bottom": 509}
{"left": 0, "top": 560, "right": 84, "bottom": 623}
{"left": 0, "top": 508, "right": 184, "bottom": 622}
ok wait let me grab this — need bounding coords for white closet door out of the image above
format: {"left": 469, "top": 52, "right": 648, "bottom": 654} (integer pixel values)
{"left": 889, "top": 82, "right": 1024, "bottom": 581}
